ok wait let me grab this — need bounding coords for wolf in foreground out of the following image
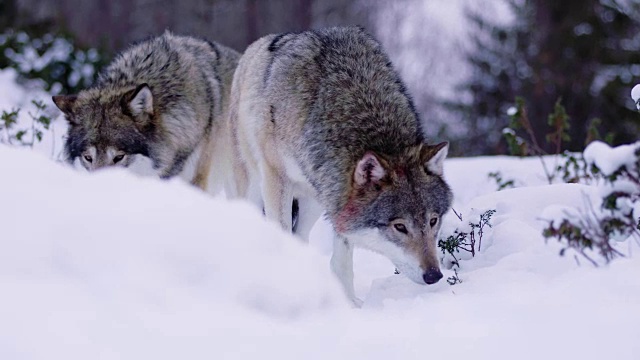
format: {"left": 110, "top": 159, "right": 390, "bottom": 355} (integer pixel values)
{"left": 227, "top": 27, "right": 453, "bottom": 304}
{"left": 53, "top": 31, "right": 240, "bottom": 191}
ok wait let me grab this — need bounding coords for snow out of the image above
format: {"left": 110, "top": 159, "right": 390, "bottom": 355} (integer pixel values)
{"left": 631, "top": 83, "right": 640, "bottom": 106}
{"left": 584, "top": 140, "right": 639, "bottom": 176}
{"left": 1, "top": 144, "right": 640, "bottom": 359}
{"left": 2, "top": 68, "right": 640, "bottom": 359}
{"left": 540, "top": 204, "right": 582, "bottom": 224}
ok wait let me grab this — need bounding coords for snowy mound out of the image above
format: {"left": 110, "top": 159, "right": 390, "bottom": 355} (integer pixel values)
{"left": 1, "top": 145, "right": 640, "bottom": 359}
{"left": 0, "top": 145, "right": 351, "bottom": 358}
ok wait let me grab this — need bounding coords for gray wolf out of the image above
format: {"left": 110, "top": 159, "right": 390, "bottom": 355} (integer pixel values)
{"left": 53, "top": 31, "right": 240, "bottom": 191}
{"left": 227, "top": 27, "right": 453, "bottom": 304}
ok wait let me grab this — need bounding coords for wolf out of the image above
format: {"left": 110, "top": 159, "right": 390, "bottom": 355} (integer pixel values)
{"left": 52, "top": 31, "right": 240, "bottom": 191}
{"left": 227, "top": 27, "right": 453, "bottom": 305}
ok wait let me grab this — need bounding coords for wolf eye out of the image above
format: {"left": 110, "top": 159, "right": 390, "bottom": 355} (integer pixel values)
{"left": 430, "top": 217, "right": 438, "bottom": 227}
{"left": 393, "top": 223, "right": 408, "bottom": 234}
{"left": 113, "top": 154, "right": 125, "bottom": 164}
{"left": 83, "top": 155, "right": 93, "bottom": 163}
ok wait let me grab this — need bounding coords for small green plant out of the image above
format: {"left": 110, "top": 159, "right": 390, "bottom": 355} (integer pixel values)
{"left": 557, "top": 151, "right": 592, "bottom": 184}
{"left": 0, "top": 108, "right": 19, "bottom": 144}
{"left": 446, "top": 269, "right": 462, "bottom": 285}
{"left": 26, "top": 100, "right": 51, "bottom": 147}
{"left": 585, "top": 118, "right": 614, "bottom": 146}
{"left": 1, "top": 100, "right": 53, "bottom": 147}
{"left": 438, "top": 209, "right": 497, "bottom": 277}
{"left": 470, "top": 209, "right": 496, "bottom": 252}
{"left": 545, "top": 99, "right": 571, "bottom": 155}
{"left": 504, "top": 98, "right": 570, "bottom": 184}
{"left": 542, "top": 215, "right": 625, "bottom": 265}
{"left": 438, "top": 230, "right": 468, "bottom": 268}
{"left": 488, "top": 171, "right": 515, "bottom": 191}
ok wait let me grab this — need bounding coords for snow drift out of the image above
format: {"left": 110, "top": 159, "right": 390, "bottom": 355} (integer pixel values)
{"left": 1, "top": 145, "right": 639, "bottom": 360}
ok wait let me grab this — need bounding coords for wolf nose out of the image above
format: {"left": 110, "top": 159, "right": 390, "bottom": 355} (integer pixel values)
{"left": 423, "top": 268, "right": 443, "bottom": 285}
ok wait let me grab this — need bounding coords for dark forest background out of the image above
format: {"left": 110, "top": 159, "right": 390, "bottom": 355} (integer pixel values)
{"left": 1, "top": 0, "right": 372, "bottom": 52}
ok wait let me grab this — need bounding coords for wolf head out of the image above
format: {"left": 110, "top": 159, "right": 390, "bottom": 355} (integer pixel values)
{"left": 53, "top": 84, "right": 157, "bottom": 171}
{"left": 334, "top": 142, "right": 452, "bottom": 285}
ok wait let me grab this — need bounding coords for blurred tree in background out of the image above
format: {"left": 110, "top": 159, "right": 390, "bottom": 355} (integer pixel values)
{"left": 1, "top": 0, "right": 371, "bottom": 53}
{"left": 0, "top": 0, "right": 372, "bottom": 94}
{"left": 457, "top": 0, "right": 640, "bottom": 154}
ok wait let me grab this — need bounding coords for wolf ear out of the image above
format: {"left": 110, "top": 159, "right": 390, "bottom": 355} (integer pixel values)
{"left": 354, "top": 152, "right": 387, "bottom": 186}
{"left": 422, "top": 142, "right": 449, "bottom": 176}
{"left": 52, "top": 95, "right": 78, "bottom": 116}
{"left": 124, "top": 84, "right": 154, "bottom": 117}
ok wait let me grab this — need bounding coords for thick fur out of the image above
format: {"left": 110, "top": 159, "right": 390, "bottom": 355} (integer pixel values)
{"left": 227, "top": 27, "right": 453, "bottom": 304}
{"left": 53, "top": 31, "right": 240, "bottom": 191}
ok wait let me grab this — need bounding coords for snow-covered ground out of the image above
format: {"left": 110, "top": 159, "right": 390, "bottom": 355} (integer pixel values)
{"left": 1, "top": 70, "right": 639, "bottom": 359}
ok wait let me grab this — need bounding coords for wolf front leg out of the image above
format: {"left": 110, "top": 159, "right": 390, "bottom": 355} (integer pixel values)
{"left": 330, "top": 233, "right": 363, "bottom": 307}
{"left": 260, "top": 164, "right": 294, "bottom": 232}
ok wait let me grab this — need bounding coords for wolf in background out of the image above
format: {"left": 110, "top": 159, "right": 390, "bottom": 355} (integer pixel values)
{"left": 227, "top": 26, "right": 453, "bottom": 304}
{"left": 53, "top": 31, "right": 240, "bottom": 191}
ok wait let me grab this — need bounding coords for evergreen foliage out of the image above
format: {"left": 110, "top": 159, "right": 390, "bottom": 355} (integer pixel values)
{"left": 456, "top": 0, "right": 640, "bottom": 155}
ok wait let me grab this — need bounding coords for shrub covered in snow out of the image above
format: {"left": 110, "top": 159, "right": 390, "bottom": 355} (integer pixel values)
{"left": 0, "top": 30, "right": 107, "bottom": 94}
{"left": 543, "top": 141, "right": 640, "bottom": 265}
